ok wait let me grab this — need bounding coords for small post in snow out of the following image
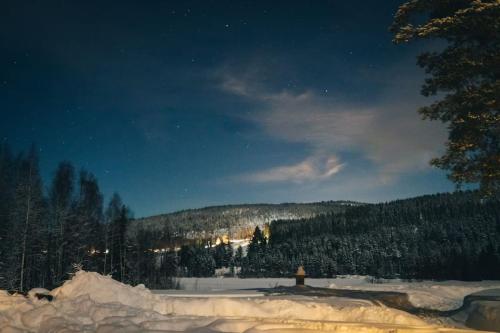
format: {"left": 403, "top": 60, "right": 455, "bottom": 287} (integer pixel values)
{"left": 295, "top": 266, "right": 306, "bottom": 287}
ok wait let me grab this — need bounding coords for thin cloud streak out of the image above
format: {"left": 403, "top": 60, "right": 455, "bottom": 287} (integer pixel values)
{"left": 240, "top": 155, "right": 344, "bottom": 183}
{"left": 219, "top": 66, "right": 446, "bottom": 184}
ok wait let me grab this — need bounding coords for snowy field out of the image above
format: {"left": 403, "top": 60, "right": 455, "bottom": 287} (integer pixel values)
{"left": 170, "top": 277, "right": 336, "bottom": 291}
{"left": 172, "top": 276, "right": 500, "bottom": 311}
{"left": 0, "top": 272, "right": 498, "bottom": 332}
{"left": 328, "top": 276, "right": 500, "bottom": 311}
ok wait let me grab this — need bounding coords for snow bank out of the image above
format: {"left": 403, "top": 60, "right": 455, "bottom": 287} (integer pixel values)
{"left": 51, "top": 271, "right": 154, "bottom": 310}
{"left": 174, "top": 275, "right": 500, "bottom": 312}
{"left": 0, "top": 271, "right": 485, "bottom": 332}
{"left": 328, "top": 277, "right": 500, "bottom": 311}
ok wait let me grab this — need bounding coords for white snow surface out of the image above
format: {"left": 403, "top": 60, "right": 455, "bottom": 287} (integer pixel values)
{"left": 172, "top": 276, "right": 500, "bottom": 312}
{"left": 327, "top": 276, "right": 500, "bottom": 311}
{"left": 0, "top": 271, "right": 485, "bottom": 333}
{"left": 173, "top": 277, "right": 336, "bottom": 291}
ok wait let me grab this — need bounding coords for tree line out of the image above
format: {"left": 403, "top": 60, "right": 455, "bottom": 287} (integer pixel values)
{"left": 123, "top": 190, "right": 500, "bottom": 283}
{"left": 0, "top": 142, "right": 242, "bottom": 290}
{"left": 2, "top": 143, "right": 499, "bottom": 290}
{"left": 242, "top": 191, "right": 500, "bottom": 280}
{"left": 0, "top": 143, "right": 134, "bottom": 291}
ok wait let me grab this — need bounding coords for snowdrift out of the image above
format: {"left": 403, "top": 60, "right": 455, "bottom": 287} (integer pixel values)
{"left": 0, "top": 271, "right": 488, "bottom": 332}
{"left": 328, "top": 277, "right": 500, "bottom": 311}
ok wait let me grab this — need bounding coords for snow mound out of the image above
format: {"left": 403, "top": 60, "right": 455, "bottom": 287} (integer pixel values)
{"left": 0, "top": 271, "right": 485, "bottom": 332}
{"left": 329, "top": 279, "right": 500, "bottom": 311}
{"left": 51, "top": 271, "right": 154, "bottom": 309}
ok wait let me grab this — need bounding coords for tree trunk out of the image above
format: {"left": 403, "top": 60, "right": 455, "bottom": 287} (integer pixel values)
{"left": 57, "top": 210, "right": 64, "bottom": 282}
{"left": 19, "top": 164, "right": 32, "bottom": 292}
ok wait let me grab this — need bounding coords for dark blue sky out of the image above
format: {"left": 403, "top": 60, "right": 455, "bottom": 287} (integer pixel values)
{"left": 1, "top": 0, "right": 454, "bottom": 217}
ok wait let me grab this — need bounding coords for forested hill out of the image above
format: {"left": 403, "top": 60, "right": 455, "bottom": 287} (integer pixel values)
{"left": 131, "top": 201, "right": 360, "bottom": 240}
{"left": 242, "top": 191, "right": 500, "bottom": 280}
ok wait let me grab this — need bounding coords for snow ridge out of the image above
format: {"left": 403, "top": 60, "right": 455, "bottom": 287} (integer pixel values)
{"left": 0, "top": 270, "right": 472, "bottom": 333}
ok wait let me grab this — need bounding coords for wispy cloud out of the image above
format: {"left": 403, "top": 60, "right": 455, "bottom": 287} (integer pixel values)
{"left": 218, "top": 64, "right": 446, "bottom": 184}
{"left": 240, "top": 155, "right": 344, "bottom": 183}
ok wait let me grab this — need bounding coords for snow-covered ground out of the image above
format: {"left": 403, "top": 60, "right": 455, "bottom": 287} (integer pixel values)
{"left": 328, "top": 276, "right": 500, "bottom": 311}
{"left": 172, "top": 277, "right": 336, "bottom": 291}
{"left": 0, "top": 272, "right": 497, "bottom": 332}
{"left": 173, "top": 276, "right": 500, "bottom": 311}
{"left": 0, "top": 272, "right": 482, "bottom": 333}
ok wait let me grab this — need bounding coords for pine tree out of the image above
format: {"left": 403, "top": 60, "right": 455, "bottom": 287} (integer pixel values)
{"left": 391, "top": 0, "right": 500, "bottom": 193}
{"left": 234, "top": 245, "right": 243, "bottom": 267}
{"left": 69, "top": 171, "right": 104, "bottom": 272}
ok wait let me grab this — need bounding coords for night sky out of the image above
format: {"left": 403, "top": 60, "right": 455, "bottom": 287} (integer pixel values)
{"left": 1, "top": 1, "right": 455, "bottom": 217}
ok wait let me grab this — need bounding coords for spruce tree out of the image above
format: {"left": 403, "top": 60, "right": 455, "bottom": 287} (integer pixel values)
{"left": 69, "top": 171, "right": 104, "bottom": 272}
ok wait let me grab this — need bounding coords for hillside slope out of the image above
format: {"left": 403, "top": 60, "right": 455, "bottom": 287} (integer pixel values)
{"left": 131, "top": 201, "right": 361, "bottom": 240}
